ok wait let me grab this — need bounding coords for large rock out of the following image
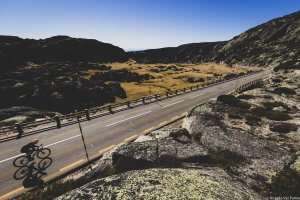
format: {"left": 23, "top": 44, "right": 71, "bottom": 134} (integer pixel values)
{"left": 182, "top": 101, "right": 292, "bottom": 191}
{"left": 56, "top": 168, "right": 261, "bottom": 200}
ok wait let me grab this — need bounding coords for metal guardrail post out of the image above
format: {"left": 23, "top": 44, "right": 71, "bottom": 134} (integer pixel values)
{"left": 16, "top": 123, "right": 24, "bottom": 139}
{"left": 142, "top": 97, "right": 146, "bottom": 104}
{"left": 55, "top": 115, "right": 61, "bottom": 129}
{"left": 85, "top": 109, "right": 91, "bottom": 121}
{"left": 127, "top": 101, "right": 131, "bottom": 108}
{"left": 108, "top": 105, "right": 113, "bottom": 114}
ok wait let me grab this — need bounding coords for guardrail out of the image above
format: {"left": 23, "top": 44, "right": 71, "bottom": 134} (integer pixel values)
{"left": 0, "top": 70, "right": 263, "bottom": 141}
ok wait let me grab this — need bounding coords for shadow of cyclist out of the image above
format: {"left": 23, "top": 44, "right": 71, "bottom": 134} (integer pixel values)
{"left": 13, "top": 140, "right": 53, "bottom": 188}
{"left": 22, "top": 162, "right": 45, "bottom": 188}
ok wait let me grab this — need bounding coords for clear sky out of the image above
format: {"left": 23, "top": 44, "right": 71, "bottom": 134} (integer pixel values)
{"left": 0, "top": 0, "right": 299, "bottom": 50}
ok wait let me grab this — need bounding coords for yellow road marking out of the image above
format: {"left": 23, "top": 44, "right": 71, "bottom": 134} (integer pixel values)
{"left": 59, "top": 159, "right": 84, "bottom": 172}
{"left": 158, "top": 121, "right": 167, "bottom": 126}
{"left": 143, "top": 127, "right": 154, "bottom": 133}
{"left": 124, "top": 135, "right": 138, "bottom": 142}
{"left": 98, "top": 145, "right": 116, "bottom": 155}
{"left": 0, "top": 186, "right": 24, "bottom": 200}
{"left": 171, "top": 116, "right": 179, "bottom": 120}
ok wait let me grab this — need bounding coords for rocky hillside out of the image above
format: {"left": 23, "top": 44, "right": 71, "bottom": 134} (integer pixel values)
{"left": 0, "top": 35, "right": 128, "bottom": 73}
{"left": 128, "top": 11, "right": 300, "bottom": 67}
{"left": 0, "top": 36, "right": 133, "bottom": 125}
{"left": 20, "top": 67, "right": 297, "bottom": 199}
{"left": 128, "top": 41, "right": 225, "bottom": 63}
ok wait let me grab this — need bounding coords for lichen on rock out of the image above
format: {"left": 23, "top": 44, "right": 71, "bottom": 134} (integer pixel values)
{"left": 56, "top": 168, "right": 261, "bottom": 200}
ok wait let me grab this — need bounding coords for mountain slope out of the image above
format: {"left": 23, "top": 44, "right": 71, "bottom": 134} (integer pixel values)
{"left": 128, "top": 11, "right": 300, "bottom": 67}
{"left": 0, "top": 35, "right": 128, "bottom": 72}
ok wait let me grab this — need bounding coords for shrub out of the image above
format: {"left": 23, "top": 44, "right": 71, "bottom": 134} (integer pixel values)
{"left": 273, "top": 60, "right": 300, "bottom": 72}
{"left": 217, "top": 95, "right": 251, "bottom": 109}
{"left": 262, "top": 101, "right": 291, "bottom": 111}
{"left": 250, "top": 107, "right": 267, "bottom": 117}
{"left": 271, "top": 167, "right": 300, "bottom": 196}
{"left": 273, "top": 87, "right": 296, "bottom": 95}
{"left": 269, "top": 123, "right": 298, "bottom": 133}
{"left": 237, "top": 94, "right": 255, "bottom": 100}
{"left": 228, "top": 113, "right": 243, "bottom": 119}
{"left": 245, "top": 114, "right": 261, "bottom": 126}
{"left": 209, "top": 150, "right": 249, "bottom": 173}
{"left": 265, "top": 110, "right": 292, "bottom": 121}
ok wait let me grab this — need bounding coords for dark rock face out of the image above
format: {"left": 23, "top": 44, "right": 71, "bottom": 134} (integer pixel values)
{"left": 128, "top": 11, "right": 300, "bottom": 67}
{"left": 0, "top": 35, "right": 128, "bottom": 73}
{"left": 0, "top": 62, "right": 127, "bottom": 113}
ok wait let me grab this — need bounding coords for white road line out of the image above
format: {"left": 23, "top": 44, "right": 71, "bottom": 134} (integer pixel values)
{"left": 162, "top": 100, "right": 184, "bottom": 108}
{"left": 190, "top": 93, "right": 204, "bottom": 98}
{"left": 0, "top": 134, "right": 81, "bottom": 164}
{"left": 0, "top": 153, "right": 24, "bottom": 164}
{"left": 106, "top": 111, "right": 152, "bottom": 127}
{"left": 45, "top": 134, "right": 81, "bottom": 148}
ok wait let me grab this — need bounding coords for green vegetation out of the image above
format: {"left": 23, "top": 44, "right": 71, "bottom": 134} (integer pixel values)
{"left": 20, "top": 179, "right": 81, "bottom": 200}
{"left": 237, "top": 94, "right": 255, "bottom": 100}
{"left": 217, "top": 95, "right": 251, "bottom": 109}
{"left": 228, "top": 113, "right": 243, "bottom": 119}
{"left": 265, "top": 110, "right": 292, "bottom": 121}
{"left": 250, "top": 106, "right": 292, "bottom": 121}
{"left": 209, "top": 150, "right": 248, "bottom": 173}
{"left": 269, "top": 122, "right": 298, "bottom": 133}
{"left": 262, "top": 101, "right": 291, "bottom": 111}
{"left": 273, "top": 87, "right": 296, "bottom": 95}
{"left": 271, "top": 166, "right": 300, "bottom": 196}
{"left": 245, "top": 114, "right": 262, "bottom": 126}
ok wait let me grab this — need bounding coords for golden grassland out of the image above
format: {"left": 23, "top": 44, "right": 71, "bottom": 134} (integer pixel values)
{"left": 82, "top": 59, "right": 250, "bottom": 102}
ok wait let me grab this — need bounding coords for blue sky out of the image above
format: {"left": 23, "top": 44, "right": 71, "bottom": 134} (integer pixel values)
{"left": 0, "top": 0, "right": 299, "bottom": 50}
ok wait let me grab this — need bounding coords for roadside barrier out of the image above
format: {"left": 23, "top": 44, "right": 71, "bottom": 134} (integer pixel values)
{"left": 0, "top": 71, "right": 263, "bottom": 141}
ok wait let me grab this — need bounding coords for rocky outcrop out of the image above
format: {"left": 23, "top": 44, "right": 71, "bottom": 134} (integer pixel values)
{"left": 52, "top": 68, "right": 299, "bottom": 199}
{"left": 56, "top": 168, "right": 261, "bottom": 200}
{"left": 0, "top": 35, "right": 128, "bottom": 72}
{"left": 128, "top": 11, "right": 300, "bottom": 67}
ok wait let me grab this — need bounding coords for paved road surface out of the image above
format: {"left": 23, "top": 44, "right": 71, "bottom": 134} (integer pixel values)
{"left": 0, "top": 69, "right": 271, "bottom": 197}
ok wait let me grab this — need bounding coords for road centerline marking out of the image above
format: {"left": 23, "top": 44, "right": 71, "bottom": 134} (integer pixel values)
{"left": 106, "top": 111, "right": 152, "bottom": 127}
{"left": 0, "top": 134, "right": 81, "bottom": 164}
{"left": 190, "top": 93, "right": 204, "bottom": 98}
{"left": 162, "top": 100, "right": 184, "bottom": 108}
{"left": 45, "top": 134, "right": 81, "bottom": 148}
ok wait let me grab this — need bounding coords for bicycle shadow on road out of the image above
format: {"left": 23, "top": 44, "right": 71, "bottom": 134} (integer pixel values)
{"left": 13, "top": 143, "right": 53, "bottom": 188}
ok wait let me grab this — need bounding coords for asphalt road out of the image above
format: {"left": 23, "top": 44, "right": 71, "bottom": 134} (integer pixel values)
{"left": 0, "top": 69, "right": 271, "bottom": 197}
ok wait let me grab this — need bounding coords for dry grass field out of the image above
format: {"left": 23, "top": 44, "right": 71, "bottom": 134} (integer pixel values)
{"left": 83, "top": 59, "right": 251, "bottom": 102}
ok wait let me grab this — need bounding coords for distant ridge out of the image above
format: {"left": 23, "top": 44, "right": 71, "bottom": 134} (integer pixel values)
{"left": 0, "top": 35, "right": 128, "bottom": 72}
{"left": 128, "top": 11, "right": 300, "bottom": 67}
